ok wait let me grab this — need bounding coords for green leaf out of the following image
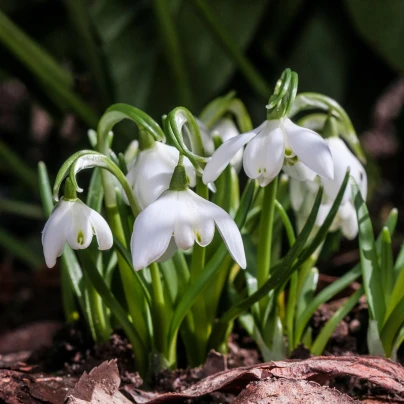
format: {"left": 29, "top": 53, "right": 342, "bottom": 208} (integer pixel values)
{"left": 367, "top": 320, "right": 385, "bottom": 357}
{"left": 310, "top": 286, "right": 364, "bottom": 355}
{"left": 345, "top": 0, "right": 404, "bottom": 72}
{"left": 294, "top": 264, "right": 361, "bottom": 348}
{"left": 86, "top": 168, "right": 104, "bottom": 212}
{"left": 90, "top": 0, "right": 269, "bottom": 115}
{"left": 0, "top": 10, "right": 98, "bottom": 127}
{"left": 287, "top": 8, "right": 351, "bottom": 101}
{"left": 352, "top": 181, "right": 385, "bottom": 326}
{"left": 381, "top": 227, "right": 394, "bottom": 304}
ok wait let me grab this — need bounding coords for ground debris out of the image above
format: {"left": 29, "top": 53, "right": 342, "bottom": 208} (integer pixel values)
{"left": 65, "top": 359, "right": 132, "bottom": 404}
{"left": 233, "top": 378, "right": 358, "bottom": 403}
{"left": 129, "top": 356, "right": 404, "bottom": 403}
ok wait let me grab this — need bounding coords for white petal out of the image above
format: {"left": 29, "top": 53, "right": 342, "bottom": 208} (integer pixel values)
{"left": 194, "top": 196, "right": 246, "bottom": 268}
{"left": 172, "top": 190, "right": 200, "bottom": 250}
{"left": 174, "top": 220, "right": 195, "bottom": 250}
{"left": 289, "top": 178, "right": 305, "bottom": 211}
{"left": 156, "top": 237, "right": 178, "bottom": 262}
{"left": 193, "top": 214, "right": 215, "bottom": 247}
{"left": 340, "top": 203, "right": 358, "bottom": 240}
{"left": 203, "top": 130, "right": 258, "bottom": 184}
{"left": 88, "top": 208, "right": 113, "bottom": 250}
{"left": 282, "top": 161, "right": 317, "bottom": 182}
{"left": 322, "top": 137, "right": 367, "bottom": 203}
{"left": 131, "top": 192, "right": 176, "bottom": 270}
{"left": 124, "top": 142, "right": 196, "bottom": 210}
{"left": 66, "top": 202, "right": 94, "bottom": 250}
{"left": 42, "top": 200, "right": 72, "bottom": 268}
{"left": 243, "top": 121, "right": 284, "bottom": 186}
{"left": 283, "top": 118, "right": 334, "bottom": 180}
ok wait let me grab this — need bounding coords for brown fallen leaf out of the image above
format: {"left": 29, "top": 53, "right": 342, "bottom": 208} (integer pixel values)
{"left": 65, "top": 359, "right": 132, "bottom": 404}
{"left": 130, "top": 356, "right": 404, "bottom": 403}
{"left": 233, "top": 378, "right": 358, "bottom": 403}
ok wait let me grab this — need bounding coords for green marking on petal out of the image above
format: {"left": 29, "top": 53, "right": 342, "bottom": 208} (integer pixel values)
{"left": 195, "top": 232, "right": 202, "bottom": 243}
{"left": 258, "top": 168, "right": 262, "bottom": 174}
{"left": 77, "top": 230, "right": 85, "bottom": 245}
{"left": 285, "top": 148, "right": 293, "bottom": 157}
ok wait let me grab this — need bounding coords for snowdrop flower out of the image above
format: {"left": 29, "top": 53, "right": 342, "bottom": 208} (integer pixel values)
{"left": 289, "top": 137, "right": 367, "bottom": 240}
{"left": 203, "top": 118, "right": 334, "bottom": 187}
{"left": 124, "top": 142, "right": 196, "bottom": 210}
{"left": 131, "top": 166, "right": 246, "bottom": 270}
{"left": 42, "top": 199, "right": 113, "bottom": 268}
{"left": 322, "top": 137, "right": 367, "bottom": 203}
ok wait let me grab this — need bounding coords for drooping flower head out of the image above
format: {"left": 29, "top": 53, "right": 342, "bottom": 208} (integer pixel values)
{"left": 42, "top": 198, "right": 113, "bottom": 268}
{"left": 131, "top": 161, "right": 246, "bottom": 271}
{"left": 203, "top": 116, "right": 334, "bottom": 187}
{"left": 290, "top": 136, "right": 367, "bottom": 240}
{"left": 124, "top": 140, "right": 196, "bottom": 210}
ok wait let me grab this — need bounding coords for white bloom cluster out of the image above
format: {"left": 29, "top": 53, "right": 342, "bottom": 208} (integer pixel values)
{"left": 42, "top": 114, "right": 363, "bottom": 271}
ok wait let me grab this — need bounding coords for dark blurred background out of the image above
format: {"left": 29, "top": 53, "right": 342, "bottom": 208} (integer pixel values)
{"left": 0, "top": 0, "right": 403, "bottom": 341}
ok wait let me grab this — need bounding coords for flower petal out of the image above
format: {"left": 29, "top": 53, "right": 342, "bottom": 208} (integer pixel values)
{"left": 88, "top": 208, "right": 113, "bottom": 250}
{"left": 283, "top": 118, "right": 334, "bottom": 180}
{"left": 243, "top": 121, "right": 284, "bottom": 186}
{"left": 131, "top": 191, "right": 176, "bottom": 270}
{"left": 203, "top": 130, "right": 258, "bottom": 184}
{"left": 289, "top": 178, "right": 305, "bottom": 211}
{"left": 66, "top": 201, "right": 94, "bottom": 250}
{"left": 340, "top": 203, "right": 358, "bottom": 240}
{"left": 42, "top": 200, "right": 72, "bottom": 268}
{"left": 198, "top": 198, "right": 246, "bottom": 268}
{"left": 156, "top": 237, "right": 178, "bottom": 262}
{"left": 282, "top": 161, "right": 317, "bottom": 182}
{"left": 322, "top": 137, "right": 367, "bottom": 202}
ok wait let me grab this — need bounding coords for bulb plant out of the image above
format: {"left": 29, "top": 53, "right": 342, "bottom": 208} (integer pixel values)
{"left": 38, "top": 68, "right": 397, "bottom": 378}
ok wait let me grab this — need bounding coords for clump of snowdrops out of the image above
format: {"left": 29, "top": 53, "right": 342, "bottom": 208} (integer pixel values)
{"left": 39, "top": 69, "right": 397, "bottom": 377}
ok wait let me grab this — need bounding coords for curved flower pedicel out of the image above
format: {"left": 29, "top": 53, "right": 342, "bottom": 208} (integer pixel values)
{"left": 203, "top": 117, "right": 334, "bottom": 187}
{"left": 42, "top": 199, "right": 113, "bottom": 268}
{"left": 131, "top": 188, "right": 246, "bottom": 271}
{"left": 124, "top": 142, "right": 196, "bottom": 210}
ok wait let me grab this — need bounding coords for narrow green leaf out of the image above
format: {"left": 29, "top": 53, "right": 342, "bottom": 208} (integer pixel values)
{"left": 0, "top": 228, "right": 42, "bottom": 269}
{"left": 64, "top": 0, "right": 113, "bottom": 108}
{"left": 86, "top": 168, "right": 104, "bottom": 212}
{"left": 367, "top": 320, "right": 385, "bottom": 357}
{"left": 294, "top": 264, "right": 361, "bottom": 348}
{"left": 352, "top": 181, "right": 385, "bottom": 326}
{"left": 310, "top": 286, "right": 364, "bottom": 355}
{"left": 0, "top": 11, "right": 98, "bottom": 127}
{"left": 381, "top": 227, "right": 394, "bottom": 304}
{"left": 0, "top": 139, "right": 38, "bottom": 191}
{"left": 381, "top": 294, "right": 404, "bottom": 357}
{"left": 0, "top": 198, "right": 44, "bottom": 220}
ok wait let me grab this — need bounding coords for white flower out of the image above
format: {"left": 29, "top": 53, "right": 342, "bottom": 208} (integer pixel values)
{"left": 211, "top": 118, "right": 243, "bottom": 172}
{"left": 203, "top": 118, "right": 334, "bottom": 187}
{"left": 42, "top": 199, "right": 113, "bottom": 268}
{"left": 322, "top": 137, "right": 367, "bottom": 203}
{"left": 289, "top": 138, "right": 367, "bottom": 240}
{"left": 131, "top": 189, "right": 246, "bottom": 270}
{"left": 124, "top": 142, "right": 196, "bottom": 210}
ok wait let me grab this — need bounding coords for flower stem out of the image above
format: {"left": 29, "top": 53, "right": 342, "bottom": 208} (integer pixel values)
{"left": 190, "top": 0, "right": 270, "bottom": 99}
{"left": 256, "top": 177, "right": 278, "bottom": 322}
{"left": 189, "top": 180, "right": 210, "bottom": 365}
{"left": 150, "top": 262, "right": 168, "bottom": 357}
